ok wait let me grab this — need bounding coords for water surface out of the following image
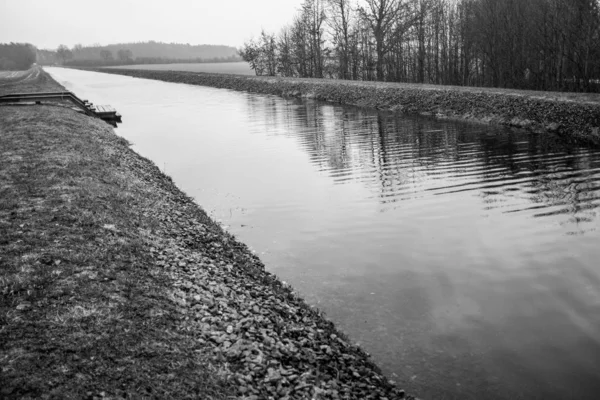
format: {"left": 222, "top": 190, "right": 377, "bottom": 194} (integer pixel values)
{"left": 47, "top": 67, "right": 600, "bottom": 400}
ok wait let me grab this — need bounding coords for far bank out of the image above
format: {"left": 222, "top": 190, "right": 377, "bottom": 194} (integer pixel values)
{"left": 89, "top": 67, "right": 600, "bottom": 146}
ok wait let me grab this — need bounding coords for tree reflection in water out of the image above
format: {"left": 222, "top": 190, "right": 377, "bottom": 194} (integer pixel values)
{"left": 247, "top": 95, "right": 600, "bottom": 235}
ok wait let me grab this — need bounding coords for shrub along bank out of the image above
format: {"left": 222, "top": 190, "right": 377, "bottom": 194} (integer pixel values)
{"left": 96, "top": 67, "right": 600, "bottom": 147}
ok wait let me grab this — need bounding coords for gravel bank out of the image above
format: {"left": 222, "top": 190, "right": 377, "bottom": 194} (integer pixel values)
{"left": 121, "top": 142, "right": 412, "bottom": 400}
{"left": 92, "top": 68, "right": 600, "bottom": 147}
{"left": 1, "top": 69, "right": 414, "bottom": 399}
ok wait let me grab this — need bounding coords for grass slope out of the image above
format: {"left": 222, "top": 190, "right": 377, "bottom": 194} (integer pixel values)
{"left": 105, "top": 62, "right": 254, "bottom": 76}
{"left": 0, "top": 105, "right": 233, "bottom": 399}
{"left": 0, "top": 67, "right": 60, "bottom": 95}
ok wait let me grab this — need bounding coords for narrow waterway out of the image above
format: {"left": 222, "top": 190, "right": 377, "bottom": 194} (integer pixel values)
{"left": 47, "top": 67, "right": 600, "bottom": 400}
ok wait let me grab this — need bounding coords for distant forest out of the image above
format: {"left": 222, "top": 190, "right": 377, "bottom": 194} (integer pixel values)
{"left": 0, "top": 43, "right": 36, "bottom": 70}
{"left": 37, "top": 41, "right": 241, "bottom": 67}
{"left": 240, "top": 0, "right": 600, "bottom": 92}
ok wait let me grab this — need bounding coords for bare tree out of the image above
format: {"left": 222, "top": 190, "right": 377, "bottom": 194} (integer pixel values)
{"left": 239, "top": 39, "right": 265, "bottom": 75}
{"left": 358, "top": 0, "right": 424, "bottom": 81}
{"left": 239, "top": 0, "right": 600, "bottom": 91}
{"left": 99, "top": 49, "right": 113, "bottom": 63}
{"left": 56, "top": 44, "right": 72, "bottom": 64}
{"left": 260, "top": 30, "right": 278, "bottom": 76}
{"left": 277, "top": 26, "right": 295, "bottom": 77}
{"left": 291, "top": 13, "right": 310, "bottom": 77}
{"left": 327, "top": 0, "right": 354, "bottom": 79}
{"left": 302, "top": 0, "right": 328, "bottom": 78}
{"left": 117, "top": 49, "right": 133, "bottom": 63}
{"left": 72, "top": 43, "right": 83, "bottom": 57}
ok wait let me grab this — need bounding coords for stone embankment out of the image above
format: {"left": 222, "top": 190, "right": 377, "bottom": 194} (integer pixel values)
{"left": 93, "top": 125, "right": 412, "bottom": 400}
{"left": 96, "top": 67, "right": 600, "bottom": 146}
{"left": 1, "top": 68, "right": 414, "bottom": 399}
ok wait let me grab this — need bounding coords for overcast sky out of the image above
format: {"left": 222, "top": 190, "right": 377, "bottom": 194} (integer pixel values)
{"left": 0, "top": 0, "right": 304, "bottom": 50}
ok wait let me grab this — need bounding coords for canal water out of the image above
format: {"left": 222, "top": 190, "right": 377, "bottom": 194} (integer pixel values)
{"left": 46, "top": 68, "right": 600, "bottom": 400}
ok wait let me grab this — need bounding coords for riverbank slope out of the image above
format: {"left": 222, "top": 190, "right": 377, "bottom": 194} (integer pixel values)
{"left": 92, "top": 67, "right": 600, "bottom": 147}
{"left": 0, "top": 69, "right": 412, "bottom": 399}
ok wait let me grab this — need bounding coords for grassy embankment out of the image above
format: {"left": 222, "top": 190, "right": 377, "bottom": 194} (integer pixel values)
{"left": 0, "top": 69, "right": 412, "bottom": 399}
{"left": 95, "top": 67, "right": 600, "bottom": 146}
{"left": 0, "top": 68, "right": 44, "bottom": 91}
{"left": 106, "top": 62, "right": 254, "bottom": 76}
{"left": 0, "top": 68, "right": 234, "bottom": 399}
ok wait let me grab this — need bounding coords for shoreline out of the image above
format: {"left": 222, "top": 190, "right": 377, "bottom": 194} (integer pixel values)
{"left": 1, "top": 69, "right": 413, "bottom": 399}
{"left": 90, "top": 67, "right": 600, "bottom": 147}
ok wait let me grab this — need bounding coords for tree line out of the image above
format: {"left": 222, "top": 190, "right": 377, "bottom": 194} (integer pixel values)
{"left": 38, "top": 41, "right": 242, "bottom": 67}
{"left": 0, "top": 43, "right": 37, "bottom": 70}
{"left": 239, "top": 0, "right": 600, "bottom": 92}
{"left": 52, "top": 45, "right": 136, "bottom": 66}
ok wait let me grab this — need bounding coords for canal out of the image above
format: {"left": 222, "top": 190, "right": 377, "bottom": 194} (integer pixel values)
{"left": 46, "top": 67, "right": 600, "bottom": 400}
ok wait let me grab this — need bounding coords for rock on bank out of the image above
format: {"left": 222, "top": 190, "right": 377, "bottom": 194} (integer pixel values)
{"left": 95, "top": 67, "right": 600, "bottom": 146}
